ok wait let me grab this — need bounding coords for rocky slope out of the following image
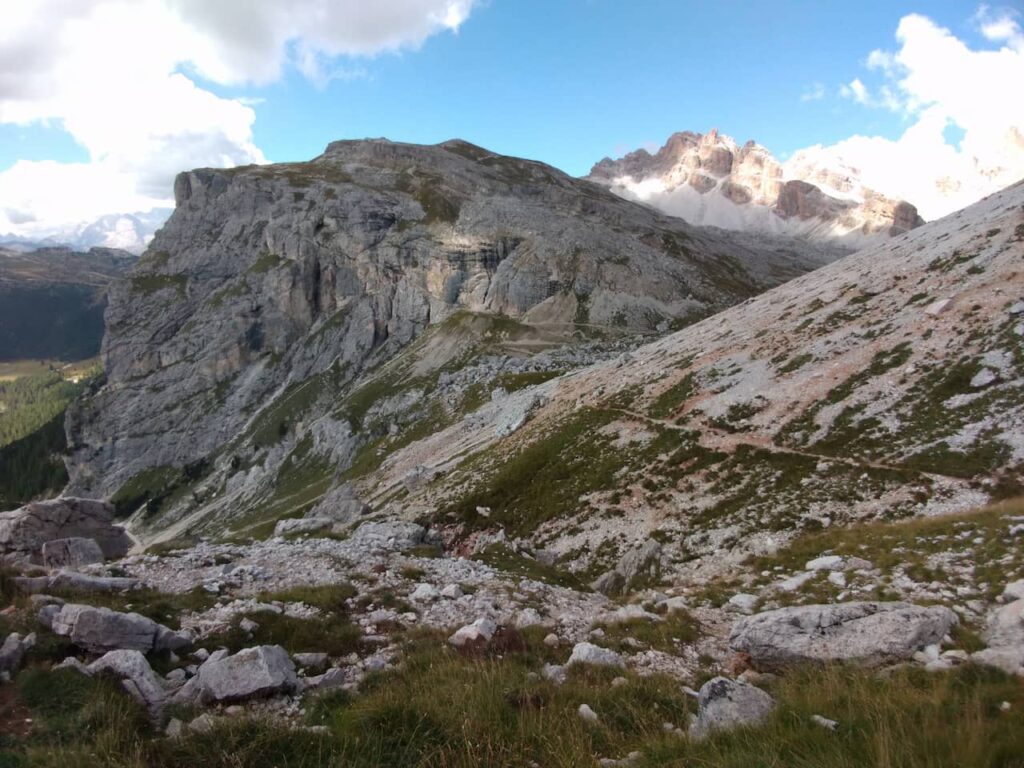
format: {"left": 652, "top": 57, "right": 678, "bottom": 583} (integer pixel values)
{"left": 64, "top": 138, "right": 840, "bottom": 535}
{"left": 588, "top": 129, "right": 924, "bottom": 247}
{"left": 0, "top": 246, "right": 135, "bottom": 361}
{"left": 345, "top": 179, "right": 1023, "bottom": 583}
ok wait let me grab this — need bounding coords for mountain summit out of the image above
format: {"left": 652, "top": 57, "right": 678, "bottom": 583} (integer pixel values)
{"left": 588, "top": 129, "right": 924, "bottom": 247}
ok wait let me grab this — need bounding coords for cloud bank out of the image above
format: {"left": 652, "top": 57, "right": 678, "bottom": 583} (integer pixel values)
{"left": 810, "top": 8, "right": 1024, "bottom": 220}
{"left": 0, "top": 0, "right": 477, "bottom": 238}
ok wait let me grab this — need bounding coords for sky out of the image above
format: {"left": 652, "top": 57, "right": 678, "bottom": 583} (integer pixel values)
{"left": 1, "top": 0, "right": 1022, "bottom": 239}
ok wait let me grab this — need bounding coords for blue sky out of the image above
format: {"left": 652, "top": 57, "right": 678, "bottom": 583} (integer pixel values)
{"left": 1, "top": 0, "right": 1021, "bottom": 235}
{"left": 243, "top": 0, "right": 987, "bottom": 174}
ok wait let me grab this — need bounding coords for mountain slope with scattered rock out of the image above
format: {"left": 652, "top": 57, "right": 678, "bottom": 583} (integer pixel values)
{"left": 589, "top": 129, "right": 925, "bottom": 248}
{"left": 351, "top": 179, "right": 1024, "bottom": 582}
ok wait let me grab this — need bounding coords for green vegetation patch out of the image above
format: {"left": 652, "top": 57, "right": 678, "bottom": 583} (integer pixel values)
{"left": 472, "top": 543, "right": 587, "bottom": 590}
{"left": 109, "top": 461, "right": 211, "bottom": 520}
{"left": 441, "top": 407, "right": 625, "bottom": 534}
{"left": 129, "top": 274, "right": 187, "bottom": 296}
{"left": 594, "top": 611, "right": 701, "bottom": 654}
{"left": 746, "top": 497, "right": 1024, "bottom": 604}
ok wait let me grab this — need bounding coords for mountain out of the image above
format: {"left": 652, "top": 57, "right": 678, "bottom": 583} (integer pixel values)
{"left": 336, "top": 179, "right": 1022, "bottom": 578}
{"left": 588, "top": 129, "right": 925, "bottom": 247}
{"left": 0, "top": 208, "right": 171, "bottom": 255}
{"left": 0, "top": 246, "right": 136, "bottom": 361}
{"left": 62, "top": 138, "right": 843, "bottom": 535}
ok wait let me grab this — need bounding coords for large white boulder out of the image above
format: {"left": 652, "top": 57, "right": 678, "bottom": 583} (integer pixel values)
{"left": 196, "top": 645, "right": 298, "bottom": 703}
{"left": 729, "top": 602, "right": 957, "bottom": 670}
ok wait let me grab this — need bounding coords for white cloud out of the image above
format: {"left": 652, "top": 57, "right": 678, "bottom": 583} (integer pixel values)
{"left": 800, "top": 82, "right": 826, "bottom": 102}
{"left": 812, "top": 10, "right": 1024, "bottom": 220}
{"left": 0, "top": 0, "right": 479, "bottom": 239}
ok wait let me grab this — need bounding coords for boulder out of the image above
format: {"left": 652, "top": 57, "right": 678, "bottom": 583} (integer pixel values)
{"left": 689, "top": 677, "right": 775, "bottom": 739}
{"left": 307, "top": 484, "right": 370, "bottom": 523}
{"left": 196, "top": 645, "right": 298, "bottom": 703}
{"left": 49, "top": 603, "right": 189, "bottom": 654}
{"left": 729, "top": 602, "right": 958, "bottom": 670}
{"left": 0, "top": 632, "right": 35, "bottom": 676}
{"left": 448, "top": 618, "right": 497, "bottom": 649}
{"left": 273, "top": 517, "right": 331, "bottom": 537}
{"left": 349, "top": 521, "right": 426, "bottom": 552}
{"left": 567, "top": 642, "right": 624, "bottom": 668}
{"left": 590, "top": 539, "right": 662, "bottom": 595}
{"left": 0, "top": 498, "right": 131, "bottom": 562}
{"left": 41, "top": 537, "right": 105, "bottom": 569}
{"left": 971, "top": 598, "right": 1024, "bottom": 675}
{"left": 88, "top": 649, "right": 167, "bottom": 716}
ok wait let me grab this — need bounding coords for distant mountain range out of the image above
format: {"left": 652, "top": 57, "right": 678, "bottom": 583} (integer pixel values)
{"left": 0, "top": 246, "right": 136, "bottom": 361}
{"left": 588, "top": 129, "right": 924, "bottom": 247}
{"left": 0, "top": 209, "right": 171, "bottom": 256}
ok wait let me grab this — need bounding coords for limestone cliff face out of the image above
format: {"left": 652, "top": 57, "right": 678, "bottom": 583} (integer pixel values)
{"left": 589, "top": 129, "right": 925, "bottom": 246}
{"left": 65, "top": 138, "right": 839, "bottom": 533}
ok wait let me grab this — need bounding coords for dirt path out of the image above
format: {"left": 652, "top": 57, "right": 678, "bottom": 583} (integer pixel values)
{"left": 606, "top": 405, "right": 962, "bottom": 482}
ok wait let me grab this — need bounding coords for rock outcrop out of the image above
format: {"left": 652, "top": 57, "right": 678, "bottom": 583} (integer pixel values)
{"left": 48, "top": 603, "right": 190, "bottom": 654}
{"left": 0, "top": 498, "right": 130, "bottom": 564}
{"left": 588, "top": 129, "right": 924, "bottom": 246}
{"left": 728, "top": 602, "right": 958, "bottom": 670}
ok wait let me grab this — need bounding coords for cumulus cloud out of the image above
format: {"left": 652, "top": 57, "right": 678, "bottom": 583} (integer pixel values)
{"left": 0, "top": 0, "right": 478, "bottom": 238}
{"left": 810, "top": 10, "right": 1024, "bottom": 220}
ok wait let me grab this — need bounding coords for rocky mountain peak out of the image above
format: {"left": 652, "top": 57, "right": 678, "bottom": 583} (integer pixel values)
{"left": 588, "top": 129, "right": 925, "bottom": 246}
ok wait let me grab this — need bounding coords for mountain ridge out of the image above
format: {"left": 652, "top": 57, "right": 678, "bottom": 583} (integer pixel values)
{"left": 588, "top": 128, "right": 925, "bottom": 247}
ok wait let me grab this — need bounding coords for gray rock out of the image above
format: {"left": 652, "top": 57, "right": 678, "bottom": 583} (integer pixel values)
{"left": 448, "top": 618, "right": 497, "bottom": 648}
{"left": 273, "top": 517, "right": 331, "bottom": 537}
{"left": 591, "top": 539, "right": 662, "bottom": 595}
{"left": 541, "top": 663, "right": 567, "bottom": 684}
{"left": 567, "top": 642, "right": 624, "bottom": 668}
{"left": 0, "top": 632, "right": 35, "bottom": 675}
{"left": 47, "top": 571, "right": 143, "bottom": 592}
{"left": 0, "top": 498, "right": 130, "bottom": 563}
{"left": 305, "top": 667, "right": 348, "bottom": 691}
{"left": 727, "top": 593, "right": 760, "bottom": 614}
{"left": 292, "top": 652, "right": 329, "bottom": 671}
{"left": 689, "top": 677, "right": 775, "bottom": 739}
{"left": 349, "top": 521, "right": 426, "bottom": 552}
{"left": 49, "top": 603, "right": 187, "bottom": 654}
{"left": 88, "top": 649, "right": 167, "bottom": 716}
{"left": 196, "top": 645, "right": 298, "bottom": 702}
{"left": 729, "top": 602, "right": 958, "bottom": 670}
{"left": 41, "top": 537, "right": 105, "bottom": 569}
{"left": 578, "top": 703, "right": 599, "bottom": 723}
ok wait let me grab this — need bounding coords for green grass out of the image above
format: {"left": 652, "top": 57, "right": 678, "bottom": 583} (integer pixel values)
{"left": 648, "top": 372, "right": 696, "bottom": 419}
{"left": 472, "top": 543, "right": 587, "bottom": 590}
{"left": 203, "top": 610, "right": 363, "bottom": 657}
{"left": 745, "top": 497, "right": 1024, "bottom": 605}
{"left": 594, "top": 611, "right": 701, "bottom": 654}
{"left": 9, "top": 624, "right": 1024, "bottom": 767}
{"left": 441, "top": 407, "right": 623, "bottom": 534}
